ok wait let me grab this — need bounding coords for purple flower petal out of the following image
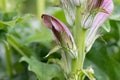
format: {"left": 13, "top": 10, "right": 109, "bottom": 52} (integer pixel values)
{"left": 89, "top": 0, "right": 114, "bottom": 36}
{"left": 85, "top": 0, "right": 114, "bottom": 52}
{"left": 42, "top": 14, "right": 73, "bottom": 39}
{"left": 86, "top": 0, "right": 104, "bottom": 11}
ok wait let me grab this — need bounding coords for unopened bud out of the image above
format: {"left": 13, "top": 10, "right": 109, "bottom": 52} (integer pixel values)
{"left": 42, "top": 14, "right": 78, "bottom": 58}
{"left": 73, "top": 0, "right": 82, "bottom": 6}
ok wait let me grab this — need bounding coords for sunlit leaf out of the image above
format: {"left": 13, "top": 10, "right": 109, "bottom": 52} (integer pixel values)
{"left": 45, "top": 45, "right": 61, "bottom": 58}
{"left": 110, "top": 14, "right": 120, "bottom": 21}
{"left": 0, "top": 14, "right": 32, "bottom": 31}
{"left": 102, "top": 20, "right": 111, "bottom": 32}
{"left": 23, "top": 26, "right": 53, "bottom": 44}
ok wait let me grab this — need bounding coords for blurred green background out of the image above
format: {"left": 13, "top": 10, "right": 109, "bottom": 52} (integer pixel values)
{"left": 0, "top": 0, "right": 120, "bottom": 80}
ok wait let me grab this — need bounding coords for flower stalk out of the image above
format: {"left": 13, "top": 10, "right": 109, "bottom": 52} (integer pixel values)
{"left": 71, "top": 5, "right": 87, "bottom": 80}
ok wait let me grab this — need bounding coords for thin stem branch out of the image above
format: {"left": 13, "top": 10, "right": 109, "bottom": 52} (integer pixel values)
{"left": 2, "top": 40, "right": 13, "bottom": 77}
{"left": 6, "top": 35, "right": 28, "bottom": 56}
{"left": 37, "top": 0, "right": 45, "bottom": 21}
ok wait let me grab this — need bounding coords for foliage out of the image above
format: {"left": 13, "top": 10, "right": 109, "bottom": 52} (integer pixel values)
{"left": 0, "top": 0, "right": 120, "bottom": 80}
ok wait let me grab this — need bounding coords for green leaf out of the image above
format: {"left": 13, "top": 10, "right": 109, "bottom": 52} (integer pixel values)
{"left": 0, "top": 21, "right": 8, "bottom": 31}
{"left": 20, "top": 56, "right": 64, "bottom": 80}
{"left": 0, "top": 17, "right": 23, "bottom": 29}
{"left": 110, "top": 14, "right": 120, "bottom": 21}
{"left": 102, "top": 20, "right": 111, "bottom": 32}
{"left": 23, "top": 26, "right": 53, "bottom": 44}
{"left": 3, "top": 17, "right": 23, "bottom": 28}
{"left": 45, "top": 46, "right": 61, "bottom": 58}
{"left": 6, "top": 35, "right": 31, "bottom": 56}
{"left": 0, "top": 14, "right": 32, "bottom": 31}
{"left": 85, "top": 41, "right": 120, "bottom": 80}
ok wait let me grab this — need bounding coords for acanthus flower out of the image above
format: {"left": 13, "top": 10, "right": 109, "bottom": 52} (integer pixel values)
{"left": 59, "top": 0, "right": 114, "bottom": 52}
{"left": 41, "top": 0, "right": 114, "bottom": 79}
{"left": 41, "top": 14, "right": 77, "bottom": 58}
{"left": 85, "top": 0, "right": 114, "bottom": 52}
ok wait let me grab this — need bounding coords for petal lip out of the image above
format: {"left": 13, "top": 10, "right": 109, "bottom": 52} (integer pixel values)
{"left": 101, "top": 0, "right": 114, "bottom": 14}
{"left": 42, "top": 14, "right": 63, "bottom": 32}
{"left": 41, "top": 14, "right": 53, "bottom": 29}
{"left": 41, "top": 14, "right": 73, "bottom": 38}
{"left": 87, "top": 0, "right": 104, "bottom": 11}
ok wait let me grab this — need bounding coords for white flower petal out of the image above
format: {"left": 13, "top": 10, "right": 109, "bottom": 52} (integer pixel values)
{"left": 60, "top": 0, "right": 76, "bottom": 25}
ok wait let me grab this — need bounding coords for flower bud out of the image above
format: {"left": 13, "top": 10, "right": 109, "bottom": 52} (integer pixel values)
{"left": 60, "top": 0, "right": 76, "bottom": 25}
{"left": 73, "top": 0, "right": 82, "bottom": 6}
{"left": 42, "top": 14, "right": 77, "bottom": 58}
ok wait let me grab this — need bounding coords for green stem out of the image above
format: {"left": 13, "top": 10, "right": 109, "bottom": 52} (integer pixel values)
{"left": 72, "top": 33, "right": 86, "bottom": 80}
{"left": 6, "top": 35, "right": 28, "bottom": 56}
{"left": 2, "top": 0, "right": 7, "bottom": 11}
{"left": 73, "top": 6, "right": 82, "bottom": 42}
{"left": 72, "top": 6, "right": 81, "bottom": 72}
{"left": 72, "top": 29, "right": 86, "bottom": 80}
{"left": 2, "top": 40, "right": 13, "bottom": 77}
{"left": 72, "top": 6, "right": 86, "bottom": 80}
{"left": 78, "top": 29, "right": 86, "bottom": 69}
{"left": 37, "top": 0, "right": 45, "bottom": 21}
